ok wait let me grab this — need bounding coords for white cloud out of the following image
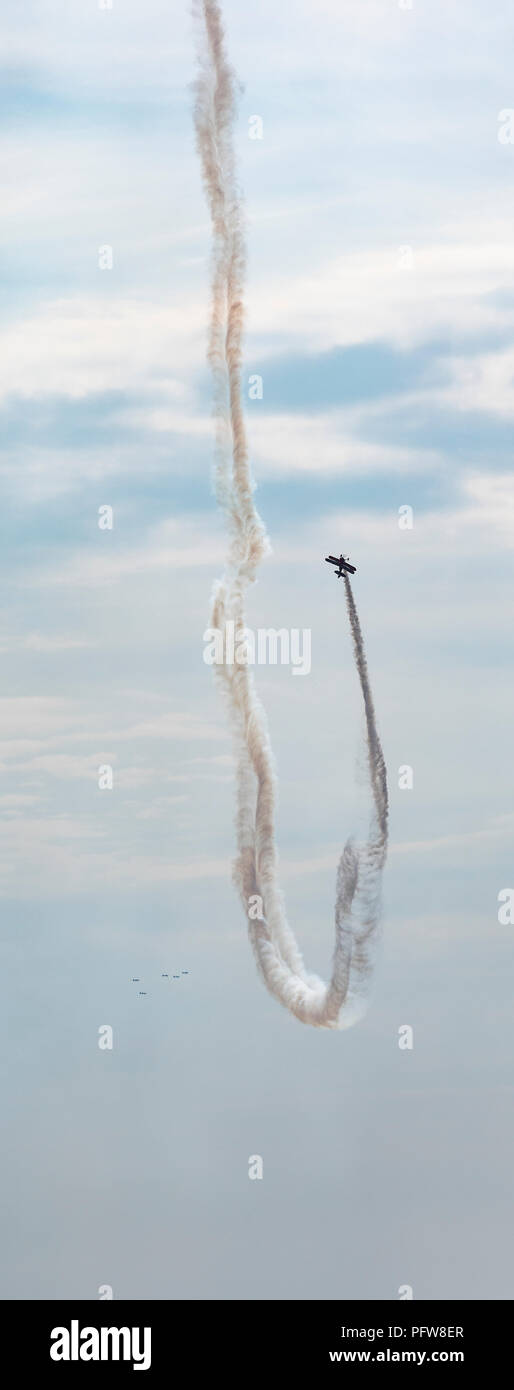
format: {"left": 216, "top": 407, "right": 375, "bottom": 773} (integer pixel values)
{"left": 248, "top": 409, "right": 442, "bottom": 477}
{"left": 23, "top": 516, "right": 226, "bottom": 588}
{"left": 0, "top": 812, "right": 230, "bottom": 897}
{"left": 246, "top": 239, "right": 514, "bottom": 357}
{"left": 0, "top": 633, "right": 94, "bottom": 654}
{"left": 0, "top": 297, "right": 202, "bottom": 402}
{"left": 4, "top": 0, "right": 510, "bottom": 98}
{"left": 2, "top": 232, "right": 513, "bottom": 432}
{"left": 254, "top": 813, "right": 514, "bottom": 882}
{"left": 0, "top": 697, "right": 227, "bottom": 758}
{"left": 440, "top": 346, "right": 514, "bottom": 419}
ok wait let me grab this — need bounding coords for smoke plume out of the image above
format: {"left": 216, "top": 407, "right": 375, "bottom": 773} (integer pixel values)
{"left": 193, "top": 0, "right": 388, "bottom": 1028}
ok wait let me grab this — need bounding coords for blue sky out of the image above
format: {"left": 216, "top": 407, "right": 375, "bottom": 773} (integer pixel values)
{"left": 2, "top": 0, "right": 514, "bottom": 1299}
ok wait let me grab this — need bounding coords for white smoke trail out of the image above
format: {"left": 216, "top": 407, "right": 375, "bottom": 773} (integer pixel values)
{"left": 193, "top": 0, "right": 388, "bottom": 1028}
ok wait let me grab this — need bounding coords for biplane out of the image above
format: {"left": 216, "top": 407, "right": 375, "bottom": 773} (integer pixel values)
{"left": 325, "top": 553, "right": 356, "bottom": 577}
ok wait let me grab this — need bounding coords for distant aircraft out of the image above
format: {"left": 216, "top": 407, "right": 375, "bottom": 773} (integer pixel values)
{"left": 173, "top": 974, "right": 180, "bottom": 979}
{"left": 162, "top": 973, "right": 169, "bottom": 978}
{"left": 181, "top": 970, "right": 189, "bottom": 975}
{"left": 325, "top": 553, "right": 356, "bottom": 577}
{"left": 132, "top": 977, "right": 140, "bottom": 982}
{"left": 138, "top": 991, "right": 147, "bottom": 996}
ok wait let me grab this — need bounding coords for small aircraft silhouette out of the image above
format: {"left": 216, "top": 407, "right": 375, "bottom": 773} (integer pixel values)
{"left": 138, "top": 991, "right": 147, "bottom": 996}
{"left": 181, "top": 970, "right": 189, "bottom": 975}
{"left": 132, "top": 977, "right": 140, "bottom": 982}
{"left": 161, "top": 973, "right": 169, "bottom": 978}
{"left": 172, "top": 974, "right": 180, "bottom": 979}
{"left": 325, "top": 553, "right": 356, "bottom": 577}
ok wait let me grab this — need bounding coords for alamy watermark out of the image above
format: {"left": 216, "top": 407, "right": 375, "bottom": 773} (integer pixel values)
{"left": 203, "top": 621, "right": 311, "bottom": 675}
{"left": 50, "top": 1322, "right": 151, "bottom": 1371}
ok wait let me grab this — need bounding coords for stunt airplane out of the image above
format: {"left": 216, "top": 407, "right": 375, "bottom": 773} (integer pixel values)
{"left": 325, "top": 553, "right": 356, "bottom": 577}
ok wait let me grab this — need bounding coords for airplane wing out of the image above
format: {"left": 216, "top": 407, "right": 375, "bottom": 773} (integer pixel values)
{"left": 325, "top": 555, "right": 356, "bottom": 574}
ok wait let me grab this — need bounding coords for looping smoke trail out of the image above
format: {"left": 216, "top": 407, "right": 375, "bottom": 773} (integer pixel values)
{"left": 193, "top": 0, "right": 388, "bottom": 1028}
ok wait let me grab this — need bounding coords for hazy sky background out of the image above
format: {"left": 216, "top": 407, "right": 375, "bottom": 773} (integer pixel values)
{"left": 2, "top": 0, "right": 514, "bottom": 1299}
